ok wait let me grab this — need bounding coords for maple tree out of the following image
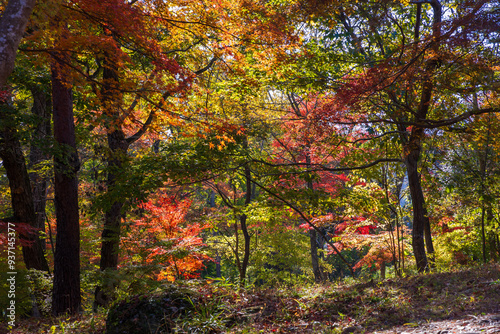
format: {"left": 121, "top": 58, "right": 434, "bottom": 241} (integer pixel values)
{"left": 267, "top": 93, "right": 370, "bottom": 281}
{"left": 121, "top": 192, "right": 209, "bottom": 282}
{"left": 154, "top": 119, "right": 257, "bottom": 284}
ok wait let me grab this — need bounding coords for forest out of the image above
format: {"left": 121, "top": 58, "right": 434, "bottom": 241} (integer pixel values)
{"left": 0, "top": 0, "right": 499, "bottom": 333}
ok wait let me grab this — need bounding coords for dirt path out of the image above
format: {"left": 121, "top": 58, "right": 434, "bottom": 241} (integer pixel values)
{"left": 373, "top": 313, "right": 500, "bottom": 334}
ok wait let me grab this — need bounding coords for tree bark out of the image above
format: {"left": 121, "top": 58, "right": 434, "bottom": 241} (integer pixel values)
{"left": 309, "top": 229, "right": 323, "bottom": 282}
{"left": 94, "top": 128, "right": 129, "bottom": 307}
{"left": 51, "top": 54, "right": 81, "bottom": 316}
{"left": 99, "top": 130, "right": 129, "bottom": 270}
{"left": 478, "top": 113, "right": 491, "bottom": 264}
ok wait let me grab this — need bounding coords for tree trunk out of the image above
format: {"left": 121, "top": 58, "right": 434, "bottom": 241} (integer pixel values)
{"left": 51, "top": 55, "right": 81, "bottom": 315}
{"left": 238, "top": 163, "right": 252, "bottom": 285}
{"left": 0, "top": 0, "right": 37, "bottom": 87}
{"left": 94, "top": 129, "right": 129, "bottom": 307}
{"left": 404, "top": 129, "right": 428, "bottom": 273}
{"left": 0, "top": 0, "right": 48, "bottom": 272}
{"left": 239, "top": 212, "right": 251, "bottom": 284}
{"left": 402, "top": 0, "right": 441, "bottom": 273}
{"left": 94, "top": 46, "right": 130, "bottom": 308}
{"left": 423, "top": 212, "right": 435, "bottom": 266}
{"left": 478, "top": 114, "right": 491, "bottom": 264}
{"left": 480, "top": 205, "right": 487, "bottom": 264}
{"left": 305, "top": 150, "right": 324, "bottom": 282}
{"left": 101, "top": 132, "right": 129, "bottom": 271}
{"left": 380, "top": 261, "right": 386, "bottom": 280}
{"left": 28, "top": 87, "right": 52, "bottom": 247}
{"left": 0, "top": 116, "right": 50, "bottom": 271}
{"left": 309, "top": 229, "right": 323, "bottom": 282}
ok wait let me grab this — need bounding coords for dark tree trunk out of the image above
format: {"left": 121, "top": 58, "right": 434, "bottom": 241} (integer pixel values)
{"left": 424, "top": 211, "right": 435, "bottom": 266}
{"left": 100, "top": 131, "right": 129, "bottom": 271}
{"left": 94, "top": 27, "right": 160, "bottom": 305}
{"left": 402, "top": 0, "right": 441, "bottom": 273}
{"left": 0, "top": 112, "right": 49, "bottom": 271}
{"left": 238, "top": 163, "right": 252, "bottom": 285}
{"left": 403, "top": 132, "right": 428, "bottom": 272}
{"left": 478, "top": 115, "right": 492, "bottom": 264}
{"left": 94, "top": 47, "right": 130, "bottom": 308}
{"left": 51, "top": 56, "right": 81, "bottom": 316}
{"left": 309, "top": 228, "right": 323, "bottom": 282}
{"left": 305, "top": 150, "right": 324, "bottom": 282}
{"left": 28, "top": 87, "right": 52, "bottom": 245}
{"left": 239, "top": 212, "right": 251, "bottom": 284}
{"left": 0, "top": 0, "right": 49, "bottom": 271}
{"left": 94, "top": 129, "right": 129, "bottom": 307}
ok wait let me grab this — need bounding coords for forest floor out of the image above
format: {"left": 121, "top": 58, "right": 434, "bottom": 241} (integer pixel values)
{"left": 5, "top": 263, "right": 500, "bottom": 333}
{"left": 222, "top": 263, "right": 500, "bottom": 333}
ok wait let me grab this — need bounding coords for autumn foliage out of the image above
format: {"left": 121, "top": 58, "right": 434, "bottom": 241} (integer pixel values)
{"left": 121, "top": 193, "right": 210, "bottom": 282}
{"left": 1, "top": 0, "right": 500, "bottom": 330}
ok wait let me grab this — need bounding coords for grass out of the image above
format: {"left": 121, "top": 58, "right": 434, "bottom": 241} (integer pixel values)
{"left": 4, "top": 263, "right": 499, "bottom": 333}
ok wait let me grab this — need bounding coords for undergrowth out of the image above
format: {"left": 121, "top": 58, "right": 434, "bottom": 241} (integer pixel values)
{"left": 3, "top": 263, "right": 499, "bottom": 333}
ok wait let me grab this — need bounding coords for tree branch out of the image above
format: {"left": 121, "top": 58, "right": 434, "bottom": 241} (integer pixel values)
{"left": 125, "top": 109, "right": 156, "bottom": 145}
{"left": 251, "top": 158, "right": 403, "bottom": 173}
{"left": 314, "top": 107, "right": 498, "bottom": 129}
{"left": 195, "top": 56, "right": 218, "bottom": 75}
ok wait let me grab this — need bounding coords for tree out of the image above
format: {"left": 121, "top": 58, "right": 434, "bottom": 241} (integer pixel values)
{"left": 27, "top": 80, "right": 52, "bottom": 250}
{"left": 0, "top": 0, "right": 50, "bottom": 271}
{"left": 50, "top": 28, "right": 81, "bottom": 315}
{"left": 121, "top": 192, "right": 209, "bottom": 283}
{"left": 82, "top": 0, "right": 218, "bottom": 306}
{"left": 271, "top": 94, "right": 359, "bottom": 282}
{"left": 436, "top": 112, "right": 500, "bottom": 264}
{"left": 16, "top": 0, "right": 219, "bottom": 307}
{"left": 271, "top": 0, "right": 500, "bottom": 272}
{"left": 0, "top": 108, "right": 50, "bottom": 271}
